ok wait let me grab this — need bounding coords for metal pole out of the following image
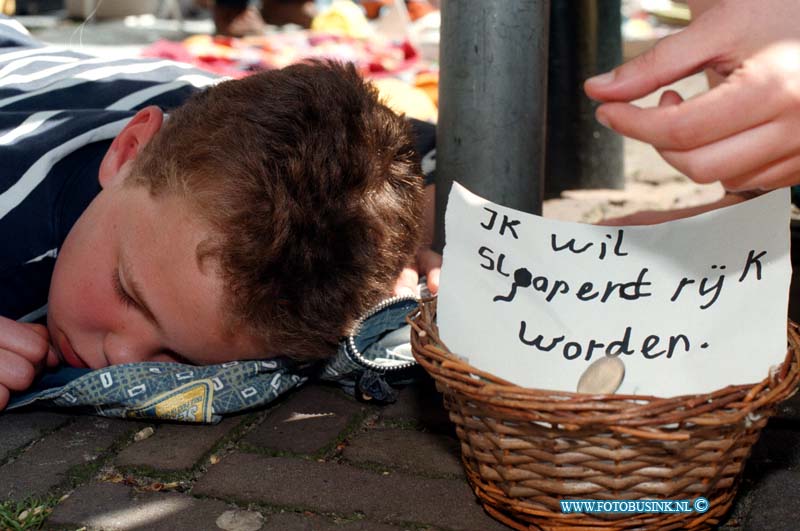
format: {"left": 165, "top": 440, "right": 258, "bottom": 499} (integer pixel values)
{"left": 434, "top": 0, "right": 550, "bottom": 252}
{"left": 546, "top": 0, "right": 623, "bottom": 195}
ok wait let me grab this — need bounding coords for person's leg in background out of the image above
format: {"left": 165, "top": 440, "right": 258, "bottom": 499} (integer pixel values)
{"left": 360, "top": 0, "right": 436, "bottom": 21}
{"left": 212, "top": 0, "right": 315, "bottom": 34}
{"left": 260, "top": 0, "right": 315, "bottom": 28}
{"left": 213, "top": 0, "right": 266, "bottom": 36}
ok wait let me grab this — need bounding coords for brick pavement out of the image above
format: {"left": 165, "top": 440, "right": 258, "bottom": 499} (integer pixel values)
{"left": 1, "top": 378, "right": 799, "bottom": 530}
{"left": 1, "top": 379, "right": 509, "bottom": 531}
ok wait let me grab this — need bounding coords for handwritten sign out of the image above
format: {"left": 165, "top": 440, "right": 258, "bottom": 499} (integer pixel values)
{"left": 438, "top": 183, "right": 791, "bottom": 397}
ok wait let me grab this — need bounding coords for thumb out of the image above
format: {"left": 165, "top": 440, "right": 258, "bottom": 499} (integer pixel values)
{"left": 585, "top": 21, "right": 717, "bottom": 102}
{"left": 46, "top": 344, "right": 60, "bottom": 368}
{"left": 658, "top": 89, "right": 684, "bottom": 107}
{"left": 393, "top": 266, "right": 419, "bottom": 297}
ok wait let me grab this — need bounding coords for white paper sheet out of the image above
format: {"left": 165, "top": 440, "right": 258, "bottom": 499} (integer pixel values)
{"left": 438, "top": 183, "right": 792, "bottom": 397}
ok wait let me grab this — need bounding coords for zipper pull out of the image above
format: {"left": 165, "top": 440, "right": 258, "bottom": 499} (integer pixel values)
{"left": 356, "top": 370, "right": 398, "bottom": 404}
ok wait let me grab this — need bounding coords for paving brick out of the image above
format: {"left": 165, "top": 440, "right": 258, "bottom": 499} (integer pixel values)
{"left": 379, "top": 380, "right": 453, "bottom": 434}
{"left": 714, "top": 422, "right": 800, "bottom": 530}
{"left": 243, "top": 385, "right": 366, "bottom": 455}
{"left": 263, "top": 512, "right": 403, "bottom": 531}
{"left": 775, "top": 390, "right": 800, "bottom": 419}
{"left": 46, "top": 481, "right": 235, "bottom": 531}
{"left": 746, "top": 422, "right": 800, "bottom": 470}
{"left": 0, "top": 411, "right": 71, "bottom": 462}
{"left": 193, "top": 453, "right": 508, "bottom": 531}
{"left": 343, "top": 428, "right": 463, "bottom": 477}
{"left": 740, "top": 468, "right": 799, "bottom": 531}
{"left": 115, "top": 416, "right": 243, "bottom": 472}
{"left": 0, "top": 416, "right": 135, "bottom": 501}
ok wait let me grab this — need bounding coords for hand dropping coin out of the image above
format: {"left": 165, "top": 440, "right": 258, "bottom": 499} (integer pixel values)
{"left": 577, "top": 356, "right": 625, "bottom": 394}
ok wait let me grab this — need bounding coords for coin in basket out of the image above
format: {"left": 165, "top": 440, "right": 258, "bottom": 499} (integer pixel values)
{"left": 577, "top": 356, "right": 625, "bottom": 394}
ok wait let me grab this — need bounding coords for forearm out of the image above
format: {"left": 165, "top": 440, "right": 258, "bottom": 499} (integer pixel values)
{"left": 687, "top": 0, "right": 717, "bottom": 16}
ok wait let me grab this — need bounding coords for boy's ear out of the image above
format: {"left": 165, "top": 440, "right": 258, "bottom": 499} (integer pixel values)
{"left": 98, "top": 106, "right": 164, "bottom": 189}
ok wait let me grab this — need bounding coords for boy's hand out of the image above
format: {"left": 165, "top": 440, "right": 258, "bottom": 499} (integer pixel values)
{"left": 0, "top": 316, "right": 58, "bottom": 411}
{"left": 393, "top": 183, "right": 442, "bottom": 297}
{"left": 394, "top": 246, "right": 442, "bottom": 298}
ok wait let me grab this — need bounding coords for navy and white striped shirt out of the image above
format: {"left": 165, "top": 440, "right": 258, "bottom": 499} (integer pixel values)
{"left": 0, "top": 17, "right": 222, "bottom": 320}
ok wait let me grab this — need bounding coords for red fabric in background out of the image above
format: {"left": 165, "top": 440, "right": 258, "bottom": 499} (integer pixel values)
{"left": 140, "top": 31, "right": 423, "bottom": 79}
{"left": 141, "top": 38, "right": 250, "bottom": 78}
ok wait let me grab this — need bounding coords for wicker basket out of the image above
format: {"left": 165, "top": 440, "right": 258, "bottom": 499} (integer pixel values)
{"left": 408, "top": 298, "right": 800, "bottom": 531}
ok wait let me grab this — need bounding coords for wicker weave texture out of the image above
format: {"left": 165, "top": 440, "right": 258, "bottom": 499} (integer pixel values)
{"left": 409, "top": 299, "right": 800, "bottom": 531}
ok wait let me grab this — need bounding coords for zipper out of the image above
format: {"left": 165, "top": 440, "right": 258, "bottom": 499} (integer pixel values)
{"left": 345, "top": 293, "right": 419, "bottom": 372}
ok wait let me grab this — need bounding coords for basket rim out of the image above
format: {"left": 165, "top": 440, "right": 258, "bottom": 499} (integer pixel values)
{"left": 407, "top": 297, "right": 800, "bottom": 430}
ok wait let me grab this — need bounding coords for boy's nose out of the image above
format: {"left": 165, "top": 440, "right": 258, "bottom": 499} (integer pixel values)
{"left": 102, "top": 329, "right": 163, "bottom": 366}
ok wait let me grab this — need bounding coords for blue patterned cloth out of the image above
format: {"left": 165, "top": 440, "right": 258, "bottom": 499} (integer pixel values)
{"left": 7, "top": 296, "right": 421, "bottom": 423}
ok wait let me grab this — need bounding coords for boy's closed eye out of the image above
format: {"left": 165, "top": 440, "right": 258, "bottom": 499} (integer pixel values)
{"left": 114, "top": 259, "right": 161, "bottom": 328}
{"left": 112, "top": 268, "right": 136, "bottom": 309}
{"left": 111, "top": 266, "right": 194, "bottom": 365}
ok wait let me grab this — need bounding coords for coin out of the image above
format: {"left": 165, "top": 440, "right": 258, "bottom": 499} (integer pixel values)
{"left": 577, "top": 356, "right": 625, "bottom": 394}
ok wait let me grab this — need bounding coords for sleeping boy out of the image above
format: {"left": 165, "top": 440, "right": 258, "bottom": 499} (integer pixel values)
{"left": 0, "top": 17, "right": 439, "bottom": 411}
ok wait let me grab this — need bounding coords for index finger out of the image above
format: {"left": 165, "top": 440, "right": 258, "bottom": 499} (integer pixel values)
{"left": 23, "top": 323, "right": 59, "bottom": 367}
{"left": 596, "top": 77, "right": 779, "bottom": 150}
{"left": 585, "top": 10, "right": 723, "bottom": 103}
{"left": 0, "top": 316, "right": 50, "bottom": 362}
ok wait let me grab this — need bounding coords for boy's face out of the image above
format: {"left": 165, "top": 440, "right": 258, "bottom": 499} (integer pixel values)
{"left": 46, "top": 107, "right": 263, "bottom": 369}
